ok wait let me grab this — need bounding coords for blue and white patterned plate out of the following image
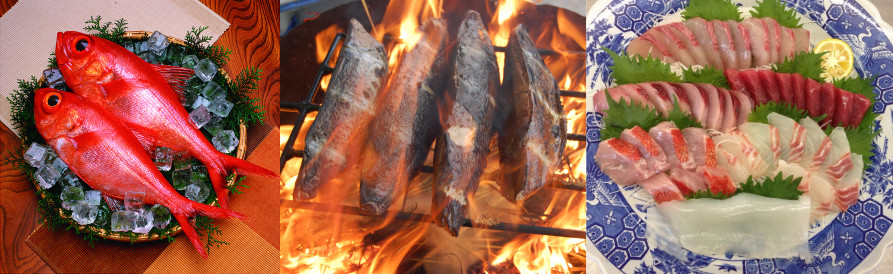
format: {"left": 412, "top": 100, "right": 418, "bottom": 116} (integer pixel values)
{"left": 586, "top": 0, "right": 893, "bottom": 272}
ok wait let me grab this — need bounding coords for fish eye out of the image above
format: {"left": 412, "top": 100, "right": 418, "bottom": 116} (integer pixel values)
{"left": 47, "top": 95, "right": 60, "bottom": 107}
{"left": 75, "top": 39, "right": 89, "bottom": 52}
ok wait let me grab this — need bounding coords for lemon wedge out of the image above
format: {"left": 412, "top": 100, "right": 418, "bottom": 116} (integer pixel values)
{"left": 814, "top": 38, "right": 854, "bottom": 80}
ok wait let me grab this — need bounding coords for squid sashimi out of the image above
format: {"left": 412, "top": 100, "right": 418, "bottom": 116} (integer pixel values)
{"left": 621, "top": 126, "right": 670, "bottom": 174}
{"left": 798, "top": 118, "right": 833, "bottom": 172}
{"left": 594, "top": 138, "right": 652, "bottom": 186}
{"left": 767, "top": 113, "right": 807, "bottom": 163}
{"left": 649, "top": 122, "right": 697, "bottom": 170}
{"left": 656, "top": 193, "right": 810, "bottom": 258}
{"left": 739, "top": 123, "right": 781, "bottom": 171}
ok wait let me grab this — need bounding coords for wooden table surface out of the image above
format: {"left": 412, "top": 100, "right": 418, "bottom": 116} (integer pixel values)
{"left": 0, "top": 1, "right": 279, "bottom": 273}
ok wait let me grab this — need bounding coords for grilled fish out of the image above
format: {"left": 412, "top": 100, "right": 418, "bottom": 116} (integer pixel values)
{"left": 296, "top": 19, "right": 389, "bottom": 199}
{"left": 432, "top": 11, "right": 500, "bottom": 236}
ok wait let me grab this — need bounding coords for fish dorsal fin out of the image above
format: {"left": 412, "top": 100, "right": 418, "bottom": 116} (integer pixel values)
{"left": 151, "top": 64, "right": 194, "bottom": 103}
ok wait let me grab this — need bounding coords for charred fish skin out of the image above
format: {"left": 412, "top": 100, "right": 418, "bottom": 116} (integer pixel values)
{"left": 296, "top": 19, "right": 389, "bottom": 200}
{"left": 497, "top": 25, "right": 567, "bottom": 202}
{"left": 432, "top": 11, "right": 500, "bottom": 236}
{"left": 359, "top": 18, "right": 450, "bottom": 216}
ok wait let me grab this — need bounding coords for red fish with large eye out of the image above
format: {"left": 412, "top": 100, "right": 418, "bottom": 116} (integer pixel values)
{"left": 33, "top": 88, "right": 245, "bottom": 258}
{"left": 54, "top": 31, "right": 275, "bottom": 209}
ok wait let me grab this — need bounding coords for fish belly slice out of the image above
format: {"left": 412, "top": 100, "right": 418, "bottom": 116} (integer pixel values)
{"left": 649, "top": 121, "right": 697, "bottom": 170}
{"left": 719, "top": 85, "right": 737, "bottom": 131}
{"left": 655, "top": 82, "right": 691, "bottom": 113}
{"left": 669, "top": 23, "right": 710, "bottom": 66}
{"left": 739, "top": 122, "right": 781, "bottom": 171}
{"left": 595, "top": 138, "right": 652, "bottom": 186}
{"left": 498, "top": 25, "right": 567, "bottom": 202}
{"left": 698, "top": 84, "right": 724, "bottom": 130}
{"left": 432, "top": 11, "right": 499, "bottom": 236}
{"left": 657, "top": 193, "right": 810, "bottom": 258}
{"left": 638, "top": 173, "right": 685, "bottom": 203}
{"left": 621, "top": 126, "right": 670, "bottom": 174}
{"left": 627, "top": 37, "right": 671, "bottom": 62}
{"left": 360, "top": 18, "right": 449, "bottom": 216}
{"left": 768, "top": 113, "right": 807, "bottom": 162}
{"left": 591, "top": 86, "right": 649, "bottom": 114}
{"left": 763, "top": 18, "right": 781, "bottom": 65}
{"left": 798, "top": 118, "right": 833, "bottom": 173}
{"left": 729, "top": 88, "right": 754, "bottom": 126}
{"left": 682, "top": 83, "right": 709, "bottom": 124}
{"left": 651, "top": 26, "right": 697, "bottom": 65}
{"left": 298, "top": 19, "right": 389, "bottom": 199}
{"left": 640, "top": 82, "right": 673, "bottom": 115}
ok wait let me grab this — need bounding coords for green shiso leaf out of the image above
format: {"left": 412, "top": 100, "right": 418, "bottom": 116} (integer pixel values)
{"left": 682, "top": 66, "right": 730, "bottom": 89}
{"left": 773, "top": 51, "right": 827, "bottom": 82}
{"left": 750, "top": 0, "right": 803, "bottom": 28}
{"left": 605, "top": 47, "right": 682, "bottom": 85}
{"left": 600, "top": 90, "right": 662, "bottom": 140}
{"left": 747, "top": 101, "right": 825, "bottom": 124}
{"left": 686, "top": 189, "right": 734, "bottom": 200}
{"left": 738, "top": 174, "right": 804, "bottom": 200}
{"left": 682, "top": 0, "right": 743, "bottom": 22}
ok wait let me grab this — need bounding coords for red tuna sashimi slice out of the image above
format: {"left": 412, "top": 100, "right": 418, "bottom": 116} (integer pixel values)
{"left": 669, "top": 168, "right": 708, "bottom": 196}
{"left": 791, "top": 73, "right": 807, "bottom": 110}
{"left": 668, "top": 23, "right": 710, "bottom": 67}
{"left": 660, "top": 82, "right": 692, "bottom": 113}
{"left": 699, "top": 166, "right": 737, "bottom": 195}
{"left": 684, "top": 18, "right": 724, "bottom": 69}
{"left": 758, "top": 69, "right": 781, "bottom": 103}
{"left": 725, "top": 69, "right": 746, "bottom": 91}
{"left": 792, "top": 28, "right": 810, "bottom": 53}
{"left": 833, "top": 87, "right": 854, "bottom": 127}
{"left": 595, "top": 138, "right": 653, "bottom": 186}
{"left": 649, "top": 121, "right": 697, "bottom": 170}
{"left": 713, "top": 20, "right": 739, "bottom": 69}
{"left": 775, "top": 72, "right": 794, "bottom": 103}
{"left": 682, "top": 127, "right": 716, "bottom": 167}
{"left": 729, "top": 88, "right": 754, "bottom": 126}
{"left": 729, "top": 20, "right": 753, "bottom": 68}
{"left": 850, "top": 93, "right": 871, "bottom": 127}
{"left": 741, "top": 17, "right": 770, "bottom": 66}
{"left": 628, "top": 35, "right": 671, "bottom": 62}
{"left": 698, "top": 84, "right": 724, "bottom": 130}
{"left": 738, "top": 70, "right": 769, "bottom": 104}
{"left": 682, "top": 83, "right": 709, "bottom": 124}
{"left": 638, "top": 173, "right": 685, "bottom": 203}
{"left": 804, "top": 79, "right": 822, "bottom": 119}
{"left": 641, "top": 82, "right": 674, "bottom": 115}
{"left": 621, "top": 126, "right": 670, "bottom": 174}
{"left": 819, "top": 83, "right": 838, "bottom": 125}
{"left": 762, "top": 18, "right": 781, "bottom": 65}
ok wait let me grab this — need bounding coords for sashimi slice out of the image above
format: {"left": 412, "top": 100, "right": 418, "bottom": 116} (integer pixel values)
{"left": 684, "top": 18, "right": 724, "bottom": 69}
{"left": 668, "top": 23, "right": 710, "bottom": 67}
{"left": 837, "top": 153, "right": 864, "bottom": 190}
{"left": 762, "top": 17, "right": 781, "bottom": 65}
{"left": 758, "top": 69, "right": 781, "bottom": 103}
{"left": 767, "top": 113, "right": 807, "bottom": 163}
{"left": 638, "top": 173, "right": 685, "bottom": 203}
{"left": 850, "top": 94, "right": 871, "bottom": 126}
{"left": 739, "top": 122, "right": 781, "bottom": 171}
{"left": 699, "top": 166, "right": 737, "bottom": 195}
{"left": 715, "top": 131, "right": 769, "bottom": 182}
{"left": 681, "top": 127, "right": 716, "bottom": 167}
{"left": 834, "top": 185, "right": 859, "bottom": 212}
{"left": 640, "top": 82, "right": 674, "bottom": 115}
{"left": 653, "top": 25, "right": 696, "bottom": 65}
{"left": 719, "top": 86, "right": 737, "bottom": 131}
{"left": 592, "top": 86, "right": 649, "bottom": 114}
{"left": 621, "top": 126, "right": 670, "bottom": 174}
{"left": 833, "top": 88, "right": 854, "bottom": 127}
{"left": 804, "top": 173, "right": 835, "bottom": 221}
{"left": 821, "top": 128, "right": 852, "bottom": 184}
{"left": 628, "top": 36, "right": 671, "bottom": 62}
{"left": 716, "top": 148, "right": 751, "bottom": 183}
{"left": 698, "top": 84, "right": 724, "bottom": 130}
{"left": 775, "top": 72, "right": 794, "bottom": 103}
{"left": 725, "top": 69, "right": 746, "bottom": 91}
{"left": 649, "top": 121, "right": 697, "bottom": 170}
{"left": 780, "top": 27, "right": 796, "bottom": 60}
{"left": 713, "top": 20, "right": 739, "bottom": 69}
{"left": 729, "top": 20, "right": 753, "bottom": 68}
{"left": 729, "top": 89, "right": 754, "bottom": 127}
{"left": 818, "top": 83, "right": 838, "bottom": 125}
{"left": 657, "top": 83, "right": 691, "bottom": 113}
{"left": 669, "top": 168, "right": 708, "bottom": 196}
{"left": 737, "top": 70, "right": 769, "bottom": 104}
{"left": 741, "top": 17, "right": 770, "bottom": 67}
{"left": 773, "top": 160, "right": 807, "bottom": 184}
{"left": 595, "top": 138, "right": 653, "bottom": 186}
{"left": 681, "top": 83, "right": 709, "bottom": 124}
{"left": 791, "top": 73, "right": 807, "bottom": 110}
{"left": 798, "top": 118, "right": 832, "bottom": 172}
{"left": 803, "top": 80, "right": 823, "bottom": 119}
{"left": 792, "top": 28, "right": 810, "bottom": 53}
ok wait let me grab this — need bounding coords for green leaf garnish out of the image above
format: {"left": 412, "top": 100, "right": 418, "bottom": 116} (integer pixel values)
{"left": 605, "top": 47, "right": 682, "bottom": 85}
{"left": 834, "top": 76, "right": 877, "bottom": 103}
{"left": 845, "top": 114, "right": 880, "bottom": 164}
{"left": 600, "top": 90, "right": 662, "bottom": 139}
{"left": 686, "top": 189, "right": 734, "bottom": 200}
{"left": 773, "top": 51, "right": 827, "bottom": 82}
{"left": 682, "top": 66, "right": 730, "bottom": 89}
{"left": 750, "top": 0, "right": 803, "bottom": 28}
{"left": 738, "top": 174, "right": 804, "bottom": 200}
{"left": 666, "top": 97, "right": 703, "bottom": 129}
{"left": 682, "top": 0, "right": 743, "bottom": 22}
{"left": 747, "top": 101, "right": 825, "bottom": 124}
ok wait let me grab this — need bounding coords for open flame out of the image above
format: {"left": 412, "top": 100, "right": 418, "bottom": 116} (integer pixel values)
{"left": 283, "top": 0, "right": 586, "bottom": 272}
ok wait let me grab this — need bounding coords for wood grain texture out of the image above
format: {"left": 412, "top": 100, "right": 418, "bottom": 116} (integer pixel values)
{"left": 0, "top": 1, "right": 279, "bottom": 272}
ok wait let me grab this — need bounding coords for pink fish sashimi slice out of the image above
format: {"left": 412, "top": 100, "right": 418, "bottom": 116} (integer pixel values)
{"left": 712, "top": 20, "right": 739, "bottom": 69}
{"left": 653, "top": 26, "right": 697, "bottom": 65}
{"left": 762, "top": 17, "right": 781, "bottom": 65}
{"left": 699, "top": 166, "right": 737, "bottom": 195}
{"left": 684, "top": 18, "right": 724, "bottom": 69}
{"left": 668, "top": 23, "right": 711, "bottom": 66}
{"left": 681, "top": 127, "right": 716, "bottom": 168}
{"left": 595, "top": 138, "right": 652, "bottom": 186}
{"left": 655, "top": 82, "right": 691, "bottom": 113}
{"left": 719, "top": 85, "right": 737, "bottom": 131}
{"left": 729, "top": 88, "right": 754, "bottom": 126}
{"left": 650, "top": 121, "right": 697, "bottom": 170}
{"left": 682, "top": 83, "right": 710, "bottom": 124}
{"left": 741, "top": 17, "right": 770, "bottom": 67}
{"left": 621, "top": 126, "right": 671, "bottom": 174}
{"left": 640, "top": 82, "right": 674, "bottom": 115}
{"left": 792, "top": 28, "right": 810, "bottom": 53}
{"left": 638, "top": 173, "right": 685, "bottom": 203}
{"left": 780, "top": 27, "right": 796, "bottom": 60}
{"left": 697, "top": 84, "right": 723, "bottom": 130}
{"left": 628, "top": 35, "right": 671, "bottom": 62}
{"left": 592, "top": 86, "right": 647, "bottom": 114}
{"left": 669, "top": 168, "right": 708, "bottom": 196}
{"left": 730, "top": 20, "right": 753, "bottom": 68}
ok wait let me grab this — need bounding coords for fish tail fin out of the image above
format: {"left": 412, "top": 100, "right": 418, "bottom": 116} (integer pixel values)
{"left": 173, "top": 212, "right": 208, "bottom": 259}
{"left": 208, "top": 171, "right": 230, "bottom": 210}
{"left": 219, "top": 153, "right": 277, "bottom": 178}
{"left": 177, "top": 196, "right": 247, "bottom": 220}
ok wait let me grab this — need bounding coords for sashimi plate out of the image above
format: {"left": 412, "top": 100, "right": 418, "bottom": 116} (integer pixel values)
{"left": 586, "top": 0, "right": 893, "bottom": 272}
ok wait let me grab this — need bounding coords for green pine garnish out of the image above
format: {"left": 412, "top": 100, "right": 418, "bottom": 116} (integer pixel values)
{"left": 773, "top": 51, "right": 827, "bottom": 82}
{"left": 600, "top": 90, "right": 662, "bottom": 139}
{"left": 605, "top": 47, "right": 682, "bottom": 85}
{"left": 682, "top": 0, "right": 743, "bottom": 22}
{"left": 686, "top": 189, "right": 734, "bottom": 200}
{"left": 747, "top": 102, "right": 825, "bottom": 124}
{"left": 738, "top": 174, "right": 804, "bottom": 200}
{"left": 750, "top": 0, "right": 803, "bottom": 28}
{"left": 682, "top": 66, "right": 730, "bottom": 89}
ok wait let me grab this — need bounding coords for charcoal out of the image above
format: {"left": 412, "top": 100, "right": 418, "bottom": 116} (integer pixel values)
{"left": 432, "top": 11, "right": 499, "bottom": 236}
{"left": 496, "top": 25, "right": 567, "bottom": 202}
{"left": 359, "top": 17, "right": 450, "bottom": 216}
{"left": 295, "top": 18, "right": 389, "bottom": 199}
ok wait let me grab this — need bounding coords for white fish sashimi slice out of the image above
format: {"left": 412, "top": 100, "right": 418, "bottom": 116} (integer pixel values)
{"left": 838, "top": 153, "right": 863, "bottom": 190}
{"left": 767, "top": 113, "right": 807, "bottom": 163}
{"left": 774, "top": 160, "right": 807, "bottom": 182}
{"left": 821, "top": 128, "right": 853, "bottom": 184}
{"left": 728, "top": 20, "right": 753, "bottom": 68}
{"left": 684, "top": 18, "right": 724, "bottom": 69}
{"left": 741, "top": 17, "right": 770, "bottom": 67}
{"left": 712, "top": 20, "right": 739, "bottom": 69}
{"left": 716, "top": 147, "right": 750, "bottom": 183}
{"left": 739, "top": 122, "right": 781, "bottom": 172}
{"left": 715, "top": 131, "right": 769, "bottom": 182}
{"left": 798, "top": 118, "right": 833, "bottom": 173}
{"left": 805, "top": 173, "right": 835, "bottom": 222}
{"left": 668, "top": 23, "right": 710, "bottom": 67}
{"left": 681, "top": 127, "right": 716, "bottom": 168}
{"left": 656, "top": 193, "right": 810, "bottom": 258}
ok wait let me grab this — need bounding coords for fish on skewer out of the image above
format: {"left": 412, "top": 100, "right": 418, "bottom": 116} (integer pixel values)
{"left": 359, "top": 18, "right": 450, "bottom": 216}
{"left": 296, "top": 19, "right": 390, "bottom": 199}
{"left": 497, "top": 25, "right": 567, "bottom": 202}
{"left": 55, "top": 31, "right": 276, "bottom": 210}
{"left": 33, "top": 88, "right": 245, "bottom": 258}
{"left": 432, "top": 11, "right": 500, "bottom": 236}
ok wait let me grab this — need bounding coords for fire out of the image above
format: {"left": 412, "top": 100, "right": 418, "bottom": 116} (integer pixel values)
{"left": 287, "top": 0, "right": 586, "bottom": 273}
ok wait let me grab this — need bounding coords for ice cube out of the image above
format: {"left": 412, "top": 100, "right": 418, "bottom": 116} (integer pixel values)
{"left": 50, "top": 157, "right": 68, "bottom": 173}
{"left": 104, "top": 195, "right": 124, "bottom": 211}
{"left": 201, "top": 81, "right": 225, "bottom": 101}
{"left": 138, "top": 52, "right": 156, "bottom": 64}
{"left": 61, "top": 185, "right": 85, "bottom": 210}
{"left": 155, "top": 147, "right": 173, "bottom": 171}
{"left": 124, "top": 191, "right": 145, "bottom": 212}
{"left": 208, "top": 96, "right": 233, "bottom": 117}
{"left": 166, "top": 46, "right": 184, "bottom": 66}
{"left": 190, "top": 105, "right": 212, "bottom": 129}
{"left": 190, "top": 166, "right": 209, "bottom": 183}
{"left": 148, "top": 31, "right": 170, "bottom": 54}
{"left": 212, "top": 130, "right": 238, "bottom": 154}
{"left": 132, "top": 211, "right": 155, "bottom": 234}
{"left": 171, "top": 169, "right": 191, "bottom": 190}
{"left": 43, "top": 68, "right": 66, "bottom": 90}
{"left": 194, "top": 59, "right": 217, "bottom": 82}
{"left": 136, "top": 41, "right": 149, "bottom": 54}
{"left": 185, "top": 182, "right": 210, "bottom": 203}
{"left": 149, "top": 204, "right": 171, "bottom": 229}
{"left": 172, "top": 157, "right": 192, "bottom": 171}
{"left": 71, "top": 202, "right": 99, "bottom": 225}
{"left": 182, "top": 55, "right": 199, "bottom": 70}
{"left": 110, "top": 211, "right": 137, "bottom": 232}
{"left": 61, "top": 171, "right": 82, "bottom": 187}
{"left": 191, "top": 96, "right": 211, "bottom": 110}
{"left": 24, "top": 142, "right": 49, "bottom": 168}
{"left": 124, "top": 42, "right": 136, "bottom": 53}
{"left": 35, "top": 164, "right": 62, "bottom": 189}
{"left": 84, "top": 190, "right": 101, "bottom": 206}
{"left": 204, "top": 115, "right": 225, "bottom": 135}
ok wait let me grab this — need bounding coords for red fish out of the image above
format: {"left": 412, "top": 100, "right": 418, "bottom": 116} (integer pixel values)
{"left": 54, "top": 31, "right": 275, "bottom": 209}
{"left": 33, "top": 88, "right": 245, "bottom": 258}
